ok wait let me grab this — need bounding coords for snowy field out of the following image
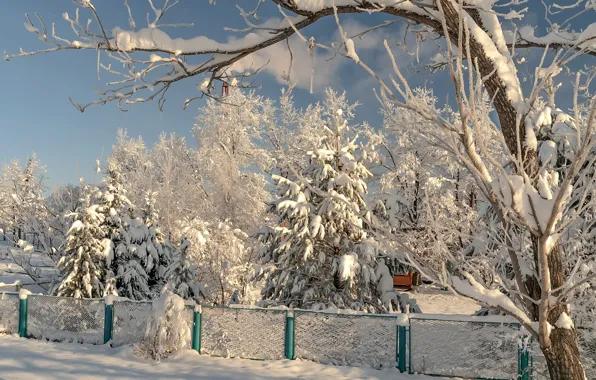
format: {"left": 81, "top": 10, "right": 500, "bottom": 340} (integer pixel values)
{"left": 0, "top": 335, "right": 449, "bottom": 380}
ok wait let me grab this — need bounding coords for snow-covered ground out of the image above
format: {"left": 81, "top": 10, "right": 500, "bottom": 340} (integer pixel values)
{"left": 0, "top": 335, "right": 449, "bottom": 380}
{"left": 401, "top": 286, "right": 481, "bottom": 315}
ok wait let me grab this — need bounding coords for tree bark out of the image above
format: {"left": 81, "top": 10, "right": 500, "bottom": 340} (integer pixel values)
{"left": 539, "top": 239, "right": 586, "bottom": 380}
{"left": 543, "top": 330, "right": 586, "bottom": 380}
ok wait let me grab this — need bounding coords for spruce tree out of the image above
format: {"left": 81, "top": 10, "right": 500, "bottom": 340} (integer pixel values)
{"left": 99, "top": 164, "right": 153, "bottom": 300}
{"left": 163, "top": 237, "right": 204, "bottom": 302}
{"left": 140, "top": 190, "right": 170, "bottom": 288}
{"left": 56, "top": 184, "right": 105, "bottom": 298}
{"left": 258, "top": 110, "right": 382, "bottom": 312}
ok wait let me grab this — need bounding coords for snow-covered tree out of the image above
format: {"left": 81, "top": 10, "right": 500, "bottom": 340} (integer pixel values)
{"left": 0, "top": 154, "right": 46, "bottom": 243}
{"left": 135, "top": 291, "right": 191, "bottom": 361}
{"left": 107, "top": 129, "right": 153, "bottom": 208}
{"left": 193, "top": 89, "right": 270, "bottom": 232}
{"left": 56, "top": 184, "right": 105, "bottom": 298}
{"left": 140, "top": 190, "right": 171, "bottom": 290}
{"left": 258, "top": 107, "right": 382, "bottom": 312}
{"left": 99, "top": 164, "right": 169, "bottom": 300}
{"left": 162, "top": 237, "right": 204, "bottom": 303}
{"left": 173, "top": 218, "right": 254, "bottom": 305}
{"left": 43, "top": 184, "right": 83, "bottom": 261}
{"left": 151, "top": 133, "right": 211, "bottom": 239}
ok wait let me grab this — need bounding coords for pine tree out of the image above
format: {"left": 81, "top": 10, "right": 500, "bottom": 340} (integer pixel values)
{"left": 99, "top": 164, "right": 150, "bottom": 300}
{"left": 163, "top": 237, "right": 204, "bottom": 302}
{"left": 56, "top": 184, "right": 105, "bottom": 298}
{"left": 140, "top": 190, "right": 170, "bottom": 287}
{"left": 258, "top": 109, "right": 382, "bottom": 312}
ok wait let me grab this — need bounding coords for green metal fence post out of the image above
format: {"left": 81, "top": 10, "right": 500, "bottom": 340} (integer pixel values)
{"left": 18, "top": 291, "right": 28, "bottom": 338}
{"left": 518, "top": 335, "right": 530, "bottom": 380}
{"left": 397, "top": 325, "right": 407, "bottom": 372}
{"left": 284, "top": 311, "right": 295, "bottom": 360}
{"left": 192, "top": 305, "right": 202, "bottom": 353}
{"left": 103, "top": 302, "right": 114, "bottom": 344}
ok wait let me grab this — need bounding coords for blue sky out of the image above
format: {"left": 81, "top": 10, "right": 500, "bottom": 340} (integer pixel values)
{"left": 1, "top": 1, "right": 593, "bottom": 190}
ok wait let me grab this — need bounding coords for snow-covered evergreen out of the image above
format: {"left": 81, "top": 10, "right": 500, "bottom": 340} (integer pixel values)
{"left": 140, "top": 190, "right": 171, "bottom": 293}
{"left": 163, "top": 237, "right": 204, "bottom": 303}
{"left": 258, "top": 107, "right": 383, "bottom": 312}
{"left": 56, "top": 184, "right": 105, "bottom": 298}
{"left": 99, "top": 164, "right": 164, "bottom": 300}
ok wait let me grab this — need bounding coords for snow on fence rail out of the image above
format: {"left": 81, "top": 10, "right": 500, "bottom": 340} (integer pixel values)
{"left": 1, "top": 291, "right": 594, "bottom": 380}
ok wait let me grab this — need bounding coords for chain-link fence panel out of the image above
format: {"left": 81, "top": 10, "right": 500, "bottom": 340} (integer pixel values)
{"left": 409, "top": 318, "right": 519, "bottom": 379}
{"left": 580, "top": 330, "right": 596, "bottom": 380}
{"left": 201, "top": 307, "right": 285, "bottom": 360}
{"left": 0, "top": 292, "right": 19, "bottom": 334}
{"left": 28, "top": 295, "right": 104, "bottom": 344}
{"left": 112, "top": 300, "right": 152, "bottom": 347}
{"left": 294, "top": 311, "right": 396, "bottom": 368}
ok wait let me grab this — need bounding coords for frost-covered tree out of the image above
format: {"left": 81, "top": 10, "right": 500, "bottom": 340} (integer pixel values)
{"left": 43, "top": 184, "right": 83, "bottom": 261}
{"left": 258, "top": 108, "right": 382, "bottom": 312}
{"left": 193, "top": 89, "right": 270, "bottom": 232}
{"left": 173, "top": 218, "right": 254, "bottom": 305}
{"left": 0, "top": 154, "right": 46, "bottom": 243}
{"left": 107, "top": 129, "right": 153, "bottom": 208}
{"left": 56, "top": 184, "right": 105, "bottom": 298}
{"left": 163, "top": 237, "right": 204, "bottom": 303}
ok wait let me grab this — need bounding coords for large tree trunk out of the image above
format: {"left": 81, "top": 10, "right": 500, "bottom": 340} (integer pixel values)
{"left": 538, "top": 239, "right": 586, "bottom": 380}
{"left": 543, "top": 329, "right": 586, "bottom": 380}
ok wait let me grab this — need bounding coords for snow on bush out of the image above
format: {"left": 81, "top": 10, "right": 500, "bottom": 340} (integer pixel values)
{"left": 135, "top": 291, "right": 191, "bottom": 361}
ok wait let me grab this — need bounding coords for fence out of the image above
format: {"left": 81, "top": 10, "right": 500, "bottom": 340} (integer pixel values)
{"left": 1, "top": 291, "right": 594, "bottom": 380}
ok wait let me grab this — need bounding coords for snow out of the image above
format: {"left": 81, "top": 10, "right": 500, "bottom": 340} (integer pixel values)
{"left": 539, "top": 140, "right": 557, "bottom": 168}
{"left": 555, "top": 312, "right": 574, "bottom": 330}
{"left": 395, "top": 313, "right": 409, "bottom": 326}
{"left": 492, "top": 174, "right": 566, "bottom": 233}
{"left": 451, "top": 275, "right": 533, "bottom": 327}
{"left": 525, "top": 124, "right": 537, "bottom": 151}
{"left": 0, "top": 335, "right": 446, "bottom": 380}
{"left": 18, "top": 288, "right": 31, "bottom": 300}
{"left": 344, "top": 39, "right": 359, "bottom": 63}
{"left": 461, "top": 11, "right": 523, "bottom": 107}
{"left": 338, "top": 253, "right": 357, "bottom": 281}
{"left": 402, "top": 287, "right": 481, "bottom": 315}
{"left": 23, "top": 22, "right": 39, "bottom": 34}
{"left": 537, "top": 174, "right": 553, "bottom": 200}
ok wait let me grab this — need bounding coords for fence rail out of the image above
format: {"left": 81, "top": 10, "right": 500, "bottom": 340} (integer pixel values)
{"left": 0, "top": 291, "right": 594, "bottom": 380}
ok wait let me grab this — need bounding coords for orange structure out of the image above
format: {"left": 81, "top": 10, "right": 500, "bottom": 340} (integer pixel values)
{"left": 393, "top": 270, "right": 413, "bottom": 291}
